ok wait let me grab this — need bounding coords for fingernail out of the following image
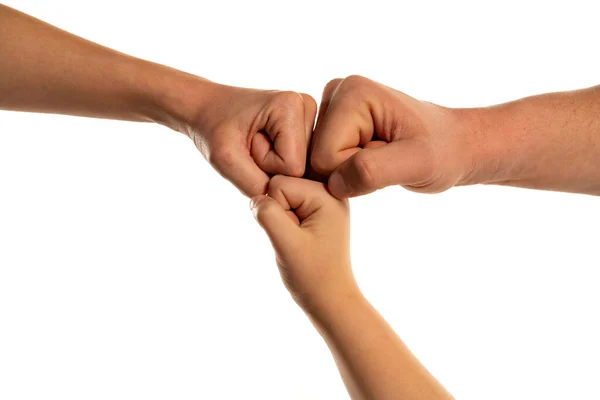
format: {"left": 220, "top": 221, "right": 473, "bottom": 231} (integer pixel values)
{"left": 328, "top": 172, "right": 349, "bottom": 198}
{"left": 249, "top": 196, "right": 261, "bottom": 210}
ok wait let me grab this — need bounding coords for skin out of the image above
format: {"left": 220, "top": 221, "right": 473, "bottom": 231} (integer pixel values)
{"left": 0, "top": 4, "right": 317, "bottom": 197}
{"left": 2, "top": 5, "right": 451, "bottom": 397}
{"left": 3, "top": 2, "right": 598, "bottom": 397}
{"left": 251, "top": 176, "right": 454, "bottom": 400}
{"left": 311, "top": 75, "right": 600, "bottom": 198}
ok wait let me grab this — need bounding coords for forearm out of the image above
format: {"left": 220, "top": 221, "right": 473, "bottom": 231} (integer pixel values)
{"left": 458, "top": 85, "right": 600, "bottom": 195}
{"left": 303, "top": 291, "right": 453, "bottom": 400}
{"left": 0, "top": 4, "right": 202, "bottom": 131}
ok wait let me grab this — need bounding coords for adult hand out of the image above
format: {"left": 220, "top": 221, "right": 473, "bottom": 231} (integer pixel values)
{"left": 0, "top": 5, "right": 317, "bottom": 198}
{"left": 179, "top": 82, "right": 317, "bottom": 197}
{"left": 310, "top": 75, "right": 475, "bottom": 198}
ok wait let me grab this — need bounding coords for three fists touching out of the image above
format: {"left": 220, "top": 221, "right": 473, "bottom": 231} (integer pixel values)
{"left": 242, "top": 79, "right": 458, "bottom": 399}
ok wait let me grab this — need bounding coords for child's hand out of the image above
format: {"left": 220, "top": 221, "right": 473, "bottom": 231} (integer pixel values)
{"left": 252, "top": 178, "right": 454, "bottom": 400}
{"left": 250, "top": 175, "right": 357, "bottom": 309}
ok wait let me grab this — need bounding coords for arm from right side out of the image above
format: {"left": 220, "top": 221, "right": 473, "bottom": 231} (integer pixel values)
{"left": 309, "top": 75, "right": 600, "bottom": 198}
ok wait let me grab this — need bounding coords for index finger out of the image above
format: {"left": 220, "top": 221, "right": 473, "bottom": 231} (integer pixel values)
{"left": 209, "top": 143, "right": 270, "bottom": 198}
{"left": 267, "top": 175, "right": 345, "bottom": 222}
{"left": 310, "top": 78, "right": 375, "bottom": 176}
{"left": 254, "top": 92, "right": 312, "bottom": 178}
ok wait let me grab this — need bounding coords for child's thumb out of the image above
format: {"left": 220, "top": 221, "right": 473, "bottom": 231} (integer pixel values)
{"left": 250, "top": 195, "right": 300, "bottom": 250}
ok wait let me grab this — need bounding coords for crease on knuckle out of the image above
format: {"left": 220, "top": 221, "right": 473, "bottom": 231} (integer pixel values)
{"left": 247, "top": 178, "right": 268, "bottom": 197}
{"left": 267, "top": 176, "right": 292, "bottom": 209}
{"left": 353, "top": 152, "right": 378, "bottom": 190}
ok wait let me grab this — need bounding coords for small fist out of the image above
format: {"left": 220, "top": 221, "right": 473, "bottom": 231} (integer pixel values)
{"left": 250, "top": 176, "right": 356, "bottom": 309}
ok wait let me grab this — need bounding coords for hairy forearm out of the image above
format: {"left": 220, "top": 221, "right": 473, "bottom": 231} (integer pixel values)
{"left": 458, "top": 85, "right": 600, "bottom": 195}
{"left": 303, "top": 291, "right": 453, "bottom": 400}
{"left": 0, "top": 4, "right": 202, "bottom": 130}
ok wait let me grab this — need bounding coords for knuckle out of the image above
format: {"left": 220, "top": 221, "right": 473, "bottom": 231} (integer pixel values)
{"left": 208, "top": 144, "right": 235, "bottom": 169}
{"left": 246, "top": 178, "right": 269, "bottom": 197}
{"left": 286, "top": 161, "right": 305, "bottom": 178}
{"left": 302, "top": 93, "right": 318, "bottom": 115}
{"left": 268, "top": 174, "right": 288, "bottom": 193}
{"left": 323, "top": 78, "right": 344, "bottom": 95}
{"left": 352, "top": 152, "right": 378, "bottom": 189}
{"left": 328, "top": 75, "right": 371, "bottom": 108}
{"left": 311, "top": 151, "right": 334, "bottom": 175}
{"left": 255, "top": 201, "right": 277, "bottom": 222}
{"left": 342, "top": 74, "right": 369, "bottom": 91}
{"left": 273, "top": 90, "right": 305, "bottom": 111}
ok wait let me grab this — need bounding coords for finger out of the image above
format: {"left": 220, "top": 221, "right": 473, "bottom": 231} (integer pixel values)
{"left": 300, "top": 93, "right": 317, "bottom": 144}
{"left": 300, "top": 93, "right": 318, "bottom": 180}
{"left": 250, "top": 195, "right": 302, "bottom": 251}
{"left": 251, "top": 132, "right": 287, "bottom": 173}
{"left": 253, "top": 92, "right": 308, "bottom": 177}
{"left": 304, "top": 79, "right": 344, "bottom": 181}
{"left": 309, "top": 136, "right": 384, "bottom": 179}
{"left": 364, "top": 140, "right": 387, "bottom": 150}
{"left": 302, "top": 148, "right": 331, "bottom": 184}
{"left": 308, "top": 79, "right": 344, "bottom": 175}
{"left": 314, "top": 78, "right": 343, "bottom": 133}
{"left": 209, "top": 144, "right": 270, "bottom": 197}
{"left": 305, "top": 80, "right": 345, "bottom": 182}
{"left": 310, "top": 80, "right": 375, "bottom": 176}
{"left": 267, "top": 175, "right": 338, "bottom": 221}
{"left": 328, "top": 139, "right": 431, "bottom": 198}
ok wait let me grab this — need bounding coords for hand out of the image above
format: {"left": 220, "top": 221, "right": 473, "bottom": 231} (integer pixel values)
{"left": 251, "top": 176, "right": 454, "bottom": 400}
{"left": 179, "top": 81, "right": 317, "bottom": 197}
{"left": 310, "top": 75, "right": 475, "bottom": 198}
{"left": 250, "top": 175, "right": 356, "bottom": 309}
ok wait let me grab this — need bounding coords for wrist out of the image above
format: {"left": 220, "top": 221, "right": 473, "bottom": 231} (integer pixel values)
{"left": 295, "top": 280, "right": 364, "bottom": 321}
{"left": 301, "top": 287, "right": 370, "bottom": 330}
{"left": 454, "top": 104, "right": 524, "bottom": 186}
{"left": 130, "top": 59, "right": 217, "bottom": 135}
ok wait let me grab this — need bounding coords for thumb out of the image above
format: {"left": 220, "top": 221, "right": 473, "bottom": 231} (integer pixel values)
{"left": 209, "top": 144, "right": 270, "bottom": 198}
{"left": 328, "top": 139, "right": 431, "bottom": 198}
{"left": 250, "top": 195, "right": 302, "bottom": 252}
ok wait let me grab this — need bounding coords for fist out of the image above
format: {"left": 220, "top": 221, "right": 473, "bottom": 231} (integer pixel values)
{"left": 311, "top": 75, "right": 475, "bottom": 197}
{"left": 184, "top": 81, "right": 317, "bottom": 197}
{"left": 250, "top": 176, "right": 356, "bottom": 309}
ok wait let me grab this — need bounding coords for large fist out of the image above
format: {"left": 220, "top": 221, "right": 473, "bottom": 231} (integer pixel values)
{"left": 182, "top": 81, "right": 317, "bottom": 197}
{"left": 311, "top": 75, "right": 475, "bottom": 197}
{"left": 250, "top": 176, "right": 356, "bottom": 310}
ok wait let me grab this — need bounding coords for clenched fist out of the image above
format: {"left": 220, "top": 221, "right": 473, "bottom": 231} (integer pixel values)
{"left": 180, "top": 81, "right": 317, "bottom": 197}
{"left": 310, "top": 75, "right": 476, "bottom": 197}
{"left": 250, "top": 175, "right": 355, "bottom": 309}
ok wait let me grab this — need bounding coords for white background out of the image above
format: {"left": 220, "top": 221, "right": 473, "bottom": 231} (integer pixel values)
{"left": 1, "top": 1, "right": 599, "bottom": 399}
